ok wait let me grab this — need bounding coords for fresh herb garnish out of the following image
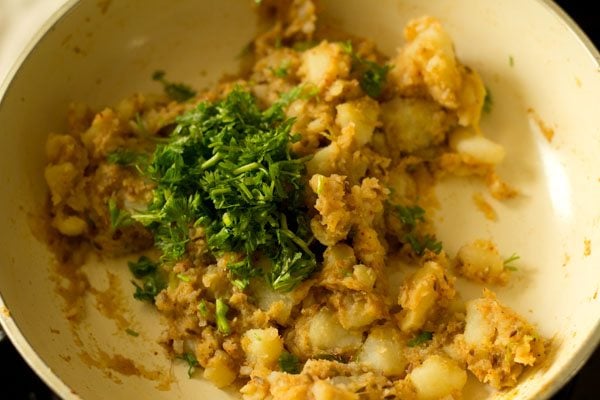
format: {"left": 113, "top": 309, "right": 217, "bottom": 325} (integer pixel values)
{"left": 504, "top": 253, "right": 520, "bottom": 271}
{"left": 106, "top": 149, "right": 146, "bottom": 167}
{"left": 395, "top": 205, "right": 426, "bottom": 231}
{"left": 405, "top": 233, "right": 443, "bottom": 256}
{"left": 131, "top": 87, "right": 316, "bottom": 291}
{"left": 152, "top": 70, "right": 196, "bottom": 102}
{"left": 108, "top": 197, "right": 133, "bottom": 231}
{"left": 278, "top": 351, "right": 301, "bottom": 374}
{"left": 342, "top": 41, "right": 391, "bottom": 99}
{"left": 177, "top": 352, "right": 200, "bottom": 378}
{"left": 128, "top": 256, "right": 158, "bottom": 278}
{"left": 273, "top": 60, "right": 290, "bottom": 78}
{"left": 314, "top": 354, "right": 346, "bottom": 363}
{"left": 215, "top": 298, "right": 231, "bottom": 335}
{"left": 292, "top": 40, "right": 318, "bottom": 51}
{"left": 407, "top": 331, "right": 433, "bottom": 347}
{"left": 198, "top": 300, "right": 209, "bottom": 318}
{"left": 393, "top": 204, "right": 443, "bottom": 256}
{"left": 483, "top": 87, "right": 493, "bottom": 114}
{"left": 128, "top": 256, "right": 166, "bottom": 303}
{"left": 125, "top": 328, "right": 139, "bottom": 337}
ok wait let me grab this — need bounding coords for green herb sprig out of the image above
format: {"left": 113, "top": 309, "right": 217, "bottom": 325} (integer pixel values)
{"left": 278, "top": 351, "right": 301, "bottom": 374}
{"left": 407, "top": 331, "right": 433, "bottom": 347}
{"left": 177, "top": 352, "right": 200, "bottom": 378}
{"left": 131, "top": 87, "right": 316, "bottom": 291}
{"left": 128, "top": 256, "right": 166, "bottom": 303}
{"left": 152, "top": 70, "right": 196, "bottom": 102}
{"left": 504, "top": 253, "right": 520, "bottom": 271}
{"left": 394, "top": 205, "right": 443, "bottom": 256}
{"left": 342, "top": 41, "right": 391, "bottom": 99}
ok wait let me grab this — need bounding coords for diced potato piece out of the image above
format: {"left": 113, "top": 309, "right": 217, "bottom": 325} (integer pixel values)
{"left": 44, "top": 163, "right": 79, "bottom": 205}
{"left": 308, "top": 308, "right": 363, "bottom": 353}
{"left": 203, "top": 350, "right": 237, "bottom": 388}
{"left": 335, "top": 97, "right": 380, "bottom": 147}
{"left": 351, "top": 264, "right": 377, "bottom": 290}
{"left": 299, "top": 42, "right": 351, "bottom": 89}
{"left": 309, "top": 174, "right": 352, "bottom": 246}
{"left": 251, "top": 279, "right": 294, "bottom": 325}
{"left": 455, "top": 239, "right": 507, "bottom": 284}
{"left": 381, "top": 97, "right": 453, "bottom": 154}
{"left": 463, "top": 298, "right": 495, "bottom": 346}
{"left": 310, "top": 380, "right": 357, "bottom": 400}
{"left": 52, "top": 213, "right": 88, "bottom": 236}
{"left": 456, "top": 67, "right": 486, "bottom": 127}
{"left": 458, "top": 290, "right": 546, "bottom": 389}
{"left": 390, "top": 16, "right": 461, "bottom": 109}
{"left": 333, "top": 291, "right": 384, "bottom": 330}
{"left": 306, "top": 143, "right": 341, "bottom": 179}
{"left": 449, "top": 127, "right": 505, "bottom": 165}
{"left": 409, "top": 355, "right": 467, "bottom": 400}
{"left": 398, "top": 261, "right": 455, "bottom": 332}
{"left": 357, "top": 325, "right": 407, "bottom": 376}
{"left": 242, "top": 328, "right": 283, "bottom": 369}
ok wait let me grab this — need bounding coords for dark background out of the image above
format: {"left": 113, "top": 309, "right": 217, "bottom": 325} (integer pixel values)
{"left": 1, "top": 0, "right": 599, "bottom": 399}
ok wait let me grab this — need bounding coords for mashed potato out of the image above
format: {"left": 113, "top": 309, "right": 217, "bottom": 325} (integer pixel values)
{"left": 41, "top": 1, "right": 545, "bottom": 399}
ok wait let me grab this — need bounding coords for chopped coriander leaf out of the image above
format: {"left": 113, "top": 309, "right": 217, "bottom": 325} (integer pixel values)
{"left": 342, "top": 41, "right": 390, "bottom": 98}
{"left": 395, "top": 205, "right": 426, "bottom": 231}
{"left": 273, "top": 60, "right": 290, "bottom": 78}
{"left": 482, "top": 87, "right": 493, "bottom": 114}
{"left": 131, "top": 87, "right": 316, "bottom": 291}
{"left": 292, "top": 40, "right": 318, "bottom": 51}
{"left": 125, "top": 328, "right": 139, "bottom": 337}
{"left": 279, "top": 351, "right": 301, "bottom": 374}
{"left": 314, "top": 354, "right": 346, "bottom": 363}
{"left": 108, "top": 197, "right": 133, "bottom": 231}
{"left": 106, "top": 149, "right": 147, "bottom": 167}
{"left": 405, "top": 233, "right": 443, "bottom": 256}
{"left": 176, "top": 273, "right": 191, "bottom": 282}
{"left": 177, "top": 352, "right": 200, "bottom": 378}
{"left": 128, "top": 256, "right": 158, "bottom": 278}
{"left": 198, "top": 300, "right": 209, "bottom": 317}
{"left": 407, "top": 331, "right": 433, "bottom": 347}
{"left": 340, "top": 40, "right": 353, "bottom": 54}
{"left": 504, "top": 253, "right": 520, "bottom": 271}
{"left": 152, "top": 70, "right": 196, "bottom": 102}
{"left": 128, "top": 256, "right": 166, "bottom": 303}
{"left": 132, "top": 273, "right": 165, "bottom": 303}
{"left": 215, "top": 298, "right": 231, "bottom": 335}
{"left": 357, "top": 60, "right": 391, "bottom": 99}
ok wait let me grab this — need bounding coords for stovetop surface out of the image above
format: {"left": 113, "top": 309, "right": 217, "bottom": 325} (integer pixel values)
{"left": 1, "top": 0, "right": 599, "bottom": 399}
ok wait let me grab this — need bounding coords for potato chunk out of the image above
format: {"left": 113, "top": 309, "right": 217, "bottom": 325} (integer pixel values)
{"left": 299, "top": 41, "right": 351, "bottom": 89}
{"left": 449, "top": 127, "right": 506, "bottom": 165}
{"left": 455, "top": 239, "right": 508, "bottom": 284}
{"left": 398, "top": 261, "right": 455, "bottom": 332}
{"left": 335, "top": 97, "right": 380, "bottom": 147}
{"left": 409, "top": 355, "right": 467, "bottom": 400}
{"left": 390, "top": 16, "right": 461, "bottom": 108}
{"left": 203, "top": 350, "right": 237, "bottom": 388}
{"left": 456, "top": 290, "right": 546, "bottom": 389}
{"left": 357, "top": 325, "right": 407, "bottom": 376}
{"left": 308, "top": 308, "right": 364, "bottom": 354}
{"left": 381, "top": 97, "right": 454, "bottom": 154}
{"left": 242, "top": 328, "right": 284, "bottom": 369}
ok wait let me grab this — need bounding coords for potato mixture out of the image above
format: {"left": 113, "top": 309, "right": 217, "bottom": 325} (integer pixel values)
{"left": 42, "top": 1, "right": 545, "bottom": 399}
